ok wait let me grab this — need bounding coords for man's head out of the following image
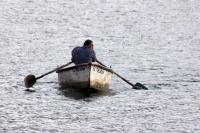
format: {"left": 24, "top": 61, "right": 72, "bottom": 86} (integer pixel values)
{"left": 83, "top": 39, "right": 93, "bottom": 49}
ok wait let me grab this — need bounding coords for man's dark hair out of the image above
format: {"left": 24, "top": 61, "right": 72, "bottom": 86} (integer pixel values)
{"left": 83, "top": 40, "right": 93, "bottom": 46}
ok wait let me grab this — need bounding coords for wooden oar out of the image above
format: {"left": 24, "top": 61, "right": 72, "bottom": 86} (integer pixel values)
{"left": 96, "top": 60, "right": 148, "bottom": 90}
{"left": 24, "top": 62, "right": 72, "bottom": 88}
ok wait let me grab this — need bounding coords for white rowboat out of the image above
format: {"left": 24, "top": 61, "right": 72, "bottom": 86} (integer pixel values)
{"left": 56, "top": 63, "right": 113, "bottom": 91}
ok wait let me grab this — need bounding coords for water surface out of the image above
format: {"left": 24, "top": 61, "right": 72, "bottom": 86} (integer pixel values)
{"left": 0, "top": 0, "right": 200, "bottom": 132}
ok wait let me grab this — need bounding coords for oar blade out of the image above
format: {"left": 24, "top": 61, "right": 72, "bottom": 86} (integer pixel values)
{"left": 134, "top": 83, "right": 148, "bottom": 90}
{"left": 24, "top": 74, "right": 36, "bottom": 88}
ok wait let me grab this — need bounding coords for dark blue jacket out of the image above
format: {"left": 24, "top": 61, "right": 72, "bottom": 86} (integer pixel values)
{"left": 71, "top": 46, "right": 97, "bottom": 65}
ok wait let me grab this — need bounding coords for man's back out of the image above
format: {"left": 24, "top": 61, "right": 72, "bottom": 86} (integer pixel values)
{"left": 72, "top": 46, "right": 96, "bottom": 65}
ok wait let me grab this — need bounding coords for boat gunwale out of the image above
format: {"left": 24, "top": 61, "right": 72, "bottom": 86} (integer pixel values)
{"left": 56, "top": 63, "right": 113, "bottom": 73}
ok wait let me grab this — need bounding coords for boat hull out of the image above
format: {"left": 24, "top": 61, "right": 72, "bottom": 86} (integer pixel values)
{"left": 56, "top": 63, "right": 113, "bottom": 91}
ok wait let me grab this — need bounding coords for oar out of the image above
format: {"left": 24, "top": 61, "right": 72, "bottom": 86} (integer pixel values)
{"left": 24, "top": 62, "right": 72, "bottom": 88}
{"left": 96, "top": 60, "right": 148, "bottom": 90}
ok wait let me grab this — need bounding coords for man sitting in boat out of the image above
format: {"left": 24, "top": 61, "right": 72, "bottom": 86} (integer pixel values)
{"left": 71, "top": 40, "right": 97, "bottom": 65}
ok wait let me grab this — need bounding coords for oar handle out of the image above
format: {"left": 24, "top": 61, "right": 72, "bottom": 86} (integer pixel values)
{"left": 96, "top": 60, "right": 136, "bottom": 88}
{"left": 36, "top": 62, "right": 72, "bottom": 80}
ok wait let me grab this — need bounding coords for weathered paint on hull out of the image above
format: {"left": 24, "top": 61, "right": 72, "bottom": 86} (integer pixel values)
{"left": 57, "top": 63, "right": 112, "bottom": 91}
{"left": 90, "top": 65, "right": 112, "bottom": 90}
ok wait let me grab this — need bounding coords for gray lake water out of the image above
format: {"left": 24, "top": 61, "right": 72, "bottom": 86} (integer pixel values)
{"left": 0, "top": 0, "right": 200, "bottom": 132}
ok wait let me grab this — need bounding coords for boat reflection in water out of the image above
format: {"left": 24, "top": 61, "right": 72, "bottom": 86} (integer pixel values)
{"left": 58, "top": 87, "right": 116, "bottom": 100}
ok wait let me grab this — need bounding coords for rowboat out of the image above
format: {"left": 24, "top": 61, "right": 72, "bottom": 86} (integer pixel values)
{"left": 56, "top": 63, "right": 113, "bottom": 91}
